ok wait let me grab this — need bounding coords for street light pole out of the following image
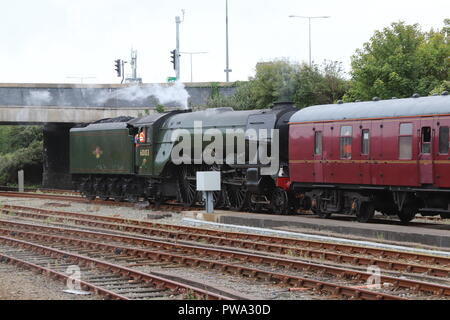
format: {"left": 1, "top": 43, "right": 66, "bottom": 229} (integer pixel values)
{"left": 224, "top": 0, "right": 232, "bottom": 82}
{"left": 180, "top": 52, "right": 208, "bottom": 82}
{"left": 289, "top": 15, "right": 330, "bottom": 67}
{"left": 308, "top": 18, "right": 312, "bottom": 67}
{"left": 175, "top": 10, "right": 185, "bottom": 81}
{"left": 175, "top": 16, "right": 181, "bottom": 80}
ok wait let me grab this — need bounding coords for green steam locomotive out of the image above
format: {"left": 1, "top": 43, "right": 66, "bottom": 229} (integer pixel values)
{"left": 70, "top": 104, "right": 297, "bottom": 213}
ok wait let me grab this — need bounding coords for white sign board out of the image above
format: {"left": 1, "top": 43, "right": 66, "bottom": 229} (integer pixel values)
{"left": 196, "top": 171, "right": 221, "bottom": 191}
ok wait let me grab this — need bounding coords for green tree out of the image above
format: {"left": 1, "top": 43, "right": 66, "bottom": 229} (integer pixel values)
{"left": 346, "top": 20, "right": 450, "bottom": 101}
{"left": 430, "top": 80, "right": 450, "bottom": 95}
{"left": 250, "top": 60, "right": 297, "bottom": 108}
{"left": 0, "top": 125, "right": 43, "bottom": 185}
{"left": 204, "top": 59, "right": 348, "bottom": 110}
{"left": 0, "top": 140, "right": 43, "bottom": 184}
{"left": 293, "top": 61, "right": 349, "bottom": 109}
{"left": 205, "top": 81, "right": 259, "bottom": 110}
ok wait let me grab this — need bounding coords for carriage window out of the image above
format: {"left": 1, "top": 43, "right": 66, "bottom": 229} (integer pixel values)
{"left": 421, "top": 127, "right": 431, "bottom": 154}
{"left": 361, "top": 129, "right": 370, "bottom": 155}
{"left": 399, "top": 123, "right": 412, "bottom": 159}
{"left": 400, "top": 123, "right": 412, "bottom": 135}
{"left": 340, "top": 126, "right": 352, "bottom": 159}
{"left": 314, "top": 131, "right": 322, "bottom": 155}
{"left": 439, "top": 126, "right": 449, "bottom": 154}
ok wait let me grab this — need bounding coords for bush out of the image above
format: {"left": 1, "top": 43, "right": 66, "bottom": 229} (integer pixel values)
{"left": 0, "top": 126, "right": 43, "bottom": 185}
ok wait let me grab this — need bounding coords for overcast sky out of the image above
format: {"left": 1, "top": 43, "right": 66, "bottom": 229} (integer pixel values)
{"left": 0, "top": 0, "right": 448, "bottom": 84}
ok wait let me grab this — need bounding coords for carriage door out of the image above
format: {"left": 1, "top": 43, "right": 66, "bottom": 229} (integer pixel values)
{"left": 418, "top": 120, "right": 434, "bottom": 185}
{"left": 359, "top": 125, "right": 371, "bottom": 185}
{"left": 313, "top": 125, "right": 324, "bottom": 183}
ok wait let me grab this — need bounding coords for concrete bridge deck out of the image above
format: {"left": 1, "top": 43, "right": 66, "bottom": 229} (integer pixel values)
{"left": 0, "top": 82, "right": 236, "bottom": 123}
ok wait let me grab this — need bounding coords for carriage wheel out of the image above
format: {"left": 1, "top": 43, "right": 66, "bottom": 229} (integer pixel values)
{"left": 312, "top": 197, "right": 331, "bottom": 218}
{"left": 398, "top": 205, "right": 417, "bottom": 224}
{"left": 316, "top": 210, "right": 332, "bottom": 219}
{"left": 356, "top": 202, "right": 375, "bottom": 223}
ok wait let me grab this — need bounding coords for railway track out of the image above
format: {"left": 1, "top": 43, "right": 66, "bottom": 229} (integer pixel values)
{"left": 0, "top": 190, "right": 448, "bottom": 225}
{"left": 0, "top": 236, "right": 230, "bottom": 300}
{"left": 0, "top": 191, "right": 192, "bottom": 212}
{"left": 0, "top": 187, "right": 79, "bottom": 195}
{"left": 0, "top": 211, "right": 449, "bottom": 299}
{"left": 1, "top": 193, "right": 449, "bottom": 299}
{"left": 0, "top": 219, "right": 406, "bottom": 300}
{"left": 2, "top": 204, "right": 450, "bottom": 270}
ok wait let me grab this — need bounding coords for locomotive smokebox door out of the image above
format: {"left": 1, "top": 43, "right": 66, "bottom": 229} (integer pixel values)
{"left": 196, "top": 172, "right": 221, "bottom": 213}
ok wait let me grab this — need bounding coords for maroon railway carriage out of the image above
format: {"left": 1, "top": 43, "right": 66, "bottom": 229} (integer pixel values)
{"left": 287, "top": 93, "right": 450, "bottom": 223}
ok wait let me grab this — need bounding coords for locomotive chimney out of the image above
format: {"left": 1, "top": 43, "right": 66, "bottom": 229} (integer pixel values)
{"left": 272, "top": 101, "right": 295, "bottom": 110}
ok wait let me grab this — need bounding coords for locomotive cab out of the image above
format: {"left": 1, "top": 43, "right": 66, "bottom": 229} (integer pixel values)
{"left": 127, "top": 110, "right": 186, "bottom": 177}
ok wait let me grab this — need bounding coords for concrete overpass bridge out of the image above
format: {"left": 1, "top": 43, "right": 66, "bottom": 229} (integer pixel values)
{"left": 0, "top": 82, "right": 236, "bottom": 124}
{"left": 0, "top": 82, "right": 236, "bottom": 188}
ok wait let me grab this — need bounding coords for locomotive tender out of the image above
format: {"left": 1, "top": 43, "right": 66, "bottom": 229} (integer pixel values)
{"left": 288, "top": 93, "right": 450, "bottom": 222}
{"left": 70, "top": 103, "right": 296, "bottom": 213}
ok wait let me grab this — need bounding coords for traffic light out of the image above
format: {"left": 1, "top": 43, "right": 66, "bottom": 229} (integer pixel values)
{"left": 170, "top": 50, "right": 176, "bottom": 70}
{"left": 114, "top": 59, "right": 122, "bottom": 77}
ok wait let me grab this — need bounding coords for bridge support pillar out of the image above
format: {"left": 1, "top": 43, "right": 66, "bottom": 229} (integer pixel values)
{"left": 42, "top": 123, "right": 74, "bottom": 189}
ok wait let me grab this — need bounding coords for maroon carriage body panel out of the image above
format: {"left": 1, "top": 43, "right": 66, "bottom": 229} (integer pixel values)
{"left": 289, "top": 95, "right": 450, "bottom": 190}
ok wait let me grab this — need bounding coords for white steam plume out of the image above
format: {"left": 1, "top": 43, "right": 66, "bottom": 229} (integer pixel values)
{"left": 95, "top": 82, "right": 190, "bottom": 109}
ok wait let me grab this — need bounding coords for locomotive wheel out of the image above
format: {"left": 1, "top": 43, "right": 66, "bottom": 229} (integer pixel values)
{"left": 84, "top": 194, "right": 96, "bottom": 201}
{"left": 249, "top": 201, "right": 263, "bottom": 213}
{"left": 271, "top": 188, "right": 289, "bottom": 215}
{"left": 398, "top": 205, "right": 417, "bottom": 224}
{"left": 440, "top": 213, "right": 450, "bottom": 219}
{"left": 113, "top": 197, "right": 124, "bottom": 202}
{"left": 209, "top": 165, "right": 224, "bottom": 208}
{"left": 227, "top": 185, "right": 249, "bottom": 211}
{"left": 111, "top": 179, "right": 125, "bottom": 202}
{"left": 179, "top": 166, "right": 198, "bottom": 207}
{"left": 213, "top": 190, "right": 225, "bottom": 209}
{"left": 81, "top": 179, "right": 96, "bottom": 200}
{"left": 126, "top": 194, "right": 139, "bottom": 203}
{"left": 98, "top": 180, "right": 109, "bottom": 201}
{"left": 356, "top": 202, "right": 375, "bottom": 223}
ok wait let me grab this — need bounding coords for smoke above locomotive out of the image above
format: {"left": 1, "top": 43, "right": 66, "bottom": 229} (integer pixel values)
{"left": 94, "top": 81, "right": 190, "bottom": 109}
